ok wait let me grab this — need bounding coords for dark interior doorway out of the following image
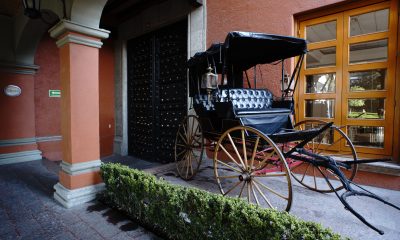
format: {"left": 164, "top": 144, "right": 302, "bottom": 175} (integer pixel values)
{"left": 127, "top": 20, "right": 188, "bottom": 163}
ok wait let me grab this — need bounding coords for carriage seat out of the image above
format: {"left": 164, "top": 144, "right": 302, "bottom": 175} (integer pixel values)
{"left": 194, "top": 94, "right": 215, "bottom": 111}
{"left": 219, "top": 88, "right": 291, "bottom": 115}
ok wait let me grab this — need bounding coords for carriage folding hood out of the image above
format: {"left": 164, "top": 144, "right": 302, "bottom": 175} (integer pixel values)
{"left": 187, "top": 31, "right": 307, "bottom": 98}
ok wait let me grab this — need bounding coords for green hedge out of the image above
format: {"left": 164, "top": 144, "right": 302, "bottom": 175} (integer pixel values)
{"left": 101, "top": 163, "right": 344, "bottom": 240}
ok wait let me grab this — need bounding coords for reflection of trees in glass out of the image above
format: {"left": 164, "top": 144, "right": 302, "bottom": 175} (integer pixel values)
{"left": 306, "top": 73, "right": 335, "bottom": 93}
{"left": 349, "top": 86, "right": 365, "bottom": 107}
{"left": 350, "top": 69, "right": 385, "bottom": 91}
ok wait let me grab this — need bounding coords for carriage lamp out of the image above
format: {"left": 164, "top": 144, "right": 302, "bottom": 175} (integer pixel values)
{"left": 22, "top": 0, "right": 41, "bottom": 19}
{"left": 201, "top": 65, "right": 218, "bottom": 101}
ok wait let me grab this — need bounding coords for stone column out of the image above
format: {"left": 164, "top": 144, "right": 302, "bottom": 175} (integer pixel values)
{"left": 49, "top": 20, "right": 109, "bottom": 208}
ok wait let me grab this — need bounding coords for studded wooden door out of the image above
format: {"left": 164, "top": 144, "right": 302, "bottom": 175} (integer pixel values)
{"left": 127, "top": 20, "right": 187, "bottom": 163}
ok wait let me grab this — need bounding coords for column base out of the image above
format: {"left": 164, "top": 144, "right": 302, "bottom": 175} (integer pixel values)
{"left": 54, "top": 182, "right": 105, "bottom": 208}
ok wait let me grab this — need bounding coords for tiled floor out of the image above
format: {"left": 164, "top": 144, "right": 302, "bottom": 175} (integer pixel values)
{"left": 1, "top": 156, "right": 400, "bottom": 240}
{"left": 0, "top": 159, "right": 161, "bottom": 240}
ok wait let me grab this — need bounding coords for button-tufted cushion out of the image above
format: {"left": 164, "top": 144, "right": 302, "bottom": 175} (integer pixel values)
{"left": 194, "top": 94, "right": 215, "bottom": 111}
{"left": 219, "top": 88, "right": 273, "bottom": 112}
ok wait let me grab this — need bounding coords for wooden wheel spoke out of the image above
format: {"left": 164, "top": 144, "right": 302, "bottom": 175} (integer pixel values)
{"left": 227, "top": 133, "right": 246, "bottom": 168}
{"left": 218, "top": 144, "right": 245, "bottom": 171}
{"left": 185, "top": 153, "right": 190, "bottom": 179}
{"left": 256, "top": 150, "right": 275, "bottom": 170}
{"left": 188, "top": 152, "right": 194, "bottom": 176}
{"left": 254, "top": 172, "right": 287, "bottom": 177}
{"left": 217, "top": 175, "right": 240, "bottom": 179}
{"left": 238, "top": 182, "right": 246, "bottom": 198}
{"left": 223, "top": 181, "right": 243, "bottom": 196}
{"left": 215, "top": 159, "right": 243, "bottom": 174}
{"left": 290, "top": 161, "right": 304, "bottom": 171}
{"left": 312, "top": 167, "right": 317, "bottom": 189}
{"left": 253, "top": 179, "right": 288, "bottom": 200}
{"left": 176, "top": 148, "right": 187, "bottom": 158}
{"left": 178, "top": 131, "right": 188, "bottom": 144}
{"left": 177, "top": 152, "right": 189, "bottom": 172}
{"left": 241, "top": 130, "right": 248, "bottom": 170}
{"left": 315, "top": 129, "right": 329, "bottom": 152}
{"left": 250, "top": 182, "right": 260, "bottom": 205}
{"left": 190, "top": 150, "right": 201, "bottom": 164}
{"left": 182, "top": 122, "right": 189, "bottom": 142}
{"left": 253, "top": 181, "right": 274, "bottom": 208}
{"left": 249, "top": 136, "right": 260, "bottom": 172}
{"left": 247, "top": 181, "right": 251, "bottom": 202}
{"left": 317, "top": 135, "right": 343, "bottom": 154}
{"left": 300, "top": 163, "right": 311, "bottom": 182}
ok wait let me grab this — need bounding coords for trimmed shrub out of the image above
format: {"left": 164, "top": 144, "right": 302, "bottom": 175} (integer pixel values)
{"left": 101, "top": 163, "right": 344, "bottom": 240}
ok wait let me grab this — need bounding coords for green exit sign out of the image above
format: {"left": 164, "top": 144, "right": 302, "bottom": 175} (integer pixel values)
{"left": 49, "top": 90, "right": 61, "bottom": 97}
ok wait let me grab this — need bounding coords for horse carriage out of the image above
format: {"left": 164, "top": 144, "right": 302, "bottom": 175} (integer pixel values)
{"left": 173, "top": 31, "right": 399, "bottom": 234}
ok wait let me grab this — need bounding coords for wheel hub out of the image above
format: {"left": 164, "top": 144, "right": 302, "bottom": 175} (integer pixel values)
{"left": 239, "top": 173, "right": 252, "bottom": 182}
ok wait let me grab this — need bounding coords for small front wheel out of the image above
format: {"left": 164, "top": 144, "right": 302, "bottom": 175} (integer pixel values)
{"left": 175, "top": 115, "right": 204, "bottom": 180}
{"left": 213, "top": 126, "right": 293, "bottom": 212}
{"left": 289, "top": 120, "right": 358, "bottom": 193}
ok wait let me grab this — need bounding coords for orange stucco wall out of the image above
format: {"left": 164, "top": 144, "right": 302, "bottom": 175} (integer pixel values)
{"left": 206, "top": 0, "right": 342, "bottom": 96}
{"left": 34, "top": 35, "right": 62, "bottom": 160}
{"left": 99, "top": 39, "right": 115, "bottom": 158}
{"left": 0, "top": 34, "right": 115, "bottom": 162}
{"left": 0, "top": 71, "right": 38, "bottom": 154}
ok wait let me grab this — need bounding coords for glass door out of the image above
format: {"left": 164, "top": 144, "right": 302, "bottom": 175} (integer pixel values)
{"left": 297, "top": 1, "right": 398, "bottom": 156}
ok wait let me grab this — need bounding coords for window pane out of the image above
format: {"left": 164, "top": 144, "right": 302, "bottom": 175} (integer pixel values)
{"left": 306, "top": 21, "right": 336, "bottom": 43}
{"left": 349, "top": 39, "right": 388, "bottom": 64}
{"left": 303, "top": 123, "right": 334, "bottom": 144}
{"left": 305, "top": 99, "right": 335, "bottom": 118}
{"left": 306, "top": 47, "right": 336, "bottom": 68}
{"left": 350, "top": 9, "right": 389, "bottom": 36}
{"left": 347, "top": 98, "right": 385, "bottom": 119}
{"left": 306, "top": 73, "right": 336, "bottom": 93}
{"left": 349, "top": 69, "right": 386, "bottom": 91}
{"left": 348, "top": 126, "right": 384, "bottom": 148}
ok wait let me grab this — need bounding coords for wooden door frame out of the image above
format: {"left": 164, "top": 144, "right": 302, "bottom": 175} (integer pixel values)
{"left": 295, "top": 0, "right": 399, "bottom": 161}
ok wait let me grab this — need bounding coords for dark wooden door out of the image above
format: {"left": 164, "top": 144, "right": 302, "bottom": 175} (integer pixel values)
{"left": 127, "top": 20, "right": 187, "bottom": 163}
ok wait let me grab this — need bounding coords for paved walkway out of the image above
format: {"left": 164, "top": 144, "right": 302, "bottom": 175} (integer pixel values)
{"left": 1, "top": 156, "right": 400, "bottom": 240}
{"left": 0, "top": 158, "right": 161, "bottom": 240}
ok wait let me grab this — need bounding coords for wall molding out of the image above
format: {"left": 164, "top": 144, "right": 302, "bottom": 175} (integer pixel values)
{"left": 0, "top": 61, "right": 40, "bottom": 75}
{"left": 0, "top": 135, "right": 62, "bottom": 147}
{"left": 56, "top": 33, "right": 104, "bottom": 48}
{"left": 60, "top": 159, "right": 101, "bottom": 175}
{"left": 0, "top": 150, "right": 42, "bottom": 165}
{"left": 49, "top": 19, "right": 110, "bottom": 40}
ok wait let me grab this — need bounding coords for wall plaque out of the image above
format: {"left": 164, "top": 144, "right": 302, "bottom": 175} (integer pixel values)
{"left": 4, "top": 85, "right": 22, "bottom": 97}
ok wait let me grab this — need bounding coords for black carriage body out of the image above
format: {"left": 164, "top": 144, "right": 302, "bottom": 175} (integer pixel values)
{"left": 188, "top": 32, "right": 307, "bottom": 139}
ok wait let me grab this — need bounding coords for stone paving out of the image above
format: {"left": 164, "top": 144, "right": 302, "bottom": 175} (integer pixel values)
{"left": 1, "top": 155, "right": 400, "bottom": 240}
{"left": 0, "top": 158, "right": 161, "bottom": 240}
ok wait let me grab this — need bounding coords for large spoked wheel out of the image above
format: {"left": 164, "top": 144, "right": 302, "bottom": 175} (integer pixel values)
{"left": 213, "top": 126, "right": 292, "bottom": 212}
{"left": 175, "top": 115, "right": 204, "bottom": 180}
{"left": 288, "top": 120, "right": 358, "bottom": 193}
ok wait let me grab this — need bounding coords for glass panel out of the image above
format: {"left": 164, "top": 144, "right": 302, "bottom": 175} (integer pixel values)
{"left": 348, "top": 98, "right": 385, "bottom": 119}
{"left": 306, "top": 47, "right": 336, "bottom": 68}
{"left": 347, "top": 126, "right": 384, "bottom": 148}
{"left": 303, "top": 123, "right": 334, "bottom": 144}
{"left": 305, "top": 99, "right": 335, "bottom": 118}
{"left": 349, "top": 39, "right": 388, "bottom": 64}
{"left": 306, "top": 73, "right": 336, "bottom": 93}
{"left": 350, "top": 9, "right": 389, "bottom": 36}
{"left": 306, "top": 21, "right": 336, "bottom": 43}
{"left": 349, "top": 69, "right": 386, "bottom": 91}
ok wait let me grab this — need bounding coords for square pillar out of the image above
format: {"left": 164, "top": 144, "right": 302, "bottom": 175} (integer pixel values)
{"left": 49, "top": 20, "right": 110, "bottom": 208}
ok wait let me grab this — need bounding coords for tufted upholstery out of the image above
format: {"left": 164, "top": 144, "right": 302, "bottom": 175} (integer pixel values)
{"left": 219, "top": 89, "right": 273, "bottom": 110}
{"left": 194, "top": 94, "right": 215, "bottom": 111}
{"left": 218, "top": 88, "right": 291, "bottom": 115}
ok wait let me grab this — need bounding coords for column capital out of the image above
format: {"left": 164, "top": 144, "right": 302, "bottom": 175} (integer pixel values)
{"left": 49, "top": 19, "right": 110, "bottom": 48}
